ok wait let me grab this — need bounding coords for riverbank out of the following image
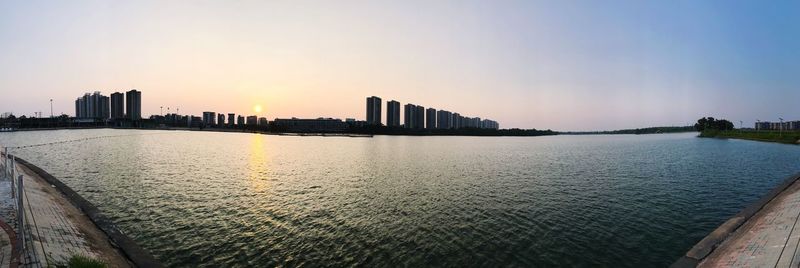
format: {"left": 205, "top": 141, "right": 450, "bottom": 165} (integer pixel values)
{"left": 673, "top": 172, "right": 800, "bottom": 267}
{"left": 699, "top": 130, "right": 800, "bottom": 144}
{"left": 563, "top": 126, "right": 695, "bottom": 135}
{"left": 0, "top": 126, "right": 557, "bottom": 137}
{"left": 1, "top": 155, "right": 162, "bottom": 267}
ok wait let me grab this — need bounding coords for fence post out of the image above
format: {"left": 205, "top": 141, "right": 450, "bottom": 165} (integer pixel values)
{"left": 9, "top": 155, "right": 14, "bottom": 198}
{"left": 0, "top": 147, "right": 4, "bottom": 178}
{"left": 3, "top": 147, "right": 7, "bottom": 178}
{"left": 17, "top": 174, "right": 24, "bottom": 256}
{"left": 2, "top": 147, "right": 6, "bottom": 179}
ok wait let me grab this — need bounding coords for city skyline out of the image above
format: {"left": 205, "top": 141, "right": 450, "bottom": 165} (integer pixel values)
{"left": 66, "top": 89, "right": 502, "bottom": 131}
{"left": 1, "top": 1, "right": 799, "bottom": 131}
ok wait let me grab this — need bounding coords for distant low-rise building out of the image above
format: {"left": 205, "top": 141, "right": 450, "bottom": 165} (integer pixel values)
{"left": 246, "top": 115, "right": 258, "bottom": 125}
{"left": 190, "top": 115, "right": 202, "bottom": 128}
{"left": 790, "top": 121, "right": 800, "bottom": 130}
{"left": 273, "top": 118, "right": 348, "bottom": 132}
{"left": 345, "top": 118, "right": 366, "bottom": 128}
{"left": 481, "top": 119, "right": 499, "bottom": 129}
{"left": 756, "top": 120, "right": 800, "bottom": 131}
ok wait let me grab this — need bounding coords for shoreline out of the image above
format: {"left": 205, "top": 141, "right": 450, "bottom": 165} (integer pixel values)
{"left": 0, "top": 126, "right": 557, "bottom": 137}
{"left": 672, "top": 172, "right": 800, "bottom": 267}
{"left": 699, "top": 130, "right": 800, "bottom": 145}
{"left": 12, "top": 156, "right": 163, "bottom": 268}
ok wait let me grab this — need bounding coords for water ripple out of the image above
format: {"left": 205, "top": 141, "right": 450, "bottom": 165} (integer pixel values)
{"left": 1, "top": 130, "right": 800, "bottom": 267}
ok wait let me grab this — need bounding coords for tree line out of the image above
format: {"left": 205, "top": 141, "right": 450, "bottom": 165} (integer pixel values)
{"left": 694, "top": 117, "right": 734, "bottom": 131}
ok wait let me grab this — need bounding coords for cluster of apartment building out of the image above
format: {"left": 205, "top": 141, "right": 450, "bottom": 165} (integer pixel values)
{"left": 74, "top": 90, "right": 141, "bottom": 120}
{"left": 198, "top": 112, "right": 345, "bottom": 132}
{"left": 200, "top": 112, "right": 268, "bottom": 128}
{"left": 69, "top": 92, "right": 499, "bottom": 132}
{"left": 366, "top": 96, "right": 499, "bottom": 130}
{"left": 755, "top": 120, "right": 800, "bottom": 131}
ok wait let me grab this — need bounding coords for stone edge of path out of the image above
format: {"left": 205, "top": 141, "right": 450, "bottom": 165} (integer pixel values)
{"left": 12, "top": 156, "right": 164, "bottom": 268}
{"left": 0, "top": 218, "right": 19, "bottom": 268}
{"left": 670, "top": 172, "right": 800, "bottom": 268}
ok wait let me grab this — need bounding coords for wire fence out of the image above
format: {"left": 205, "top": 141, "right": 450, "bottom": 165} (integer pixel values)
{"left": 0, "top": 132, "right": 169, "bottom": 267}
{"left": 5, "top": 132, "right": 167, "bottom": 150}
{"left": 1, "top": 146, "right": 27, "bottom": 267}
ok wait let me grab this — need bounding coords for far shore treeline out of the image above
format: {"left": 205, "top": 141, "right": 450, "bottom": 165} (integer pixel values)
{"left": 695, "top": 116, "right": 800, "bottom": 145}
{"left": 562, "top": 126, "right": 696, "bottom": 135}
{"left": 694, "top": 117, "right": 734, "bottom": 132}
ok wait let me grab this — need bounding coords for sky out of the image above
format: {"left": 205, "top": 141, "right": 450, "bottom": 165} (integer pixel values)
{"left": 1, "top": 0, "right": 798, "bottom": 131}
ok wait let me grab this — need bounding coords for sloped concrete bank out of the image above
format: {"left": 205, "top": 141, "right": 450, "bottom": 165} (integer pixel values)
{"left": 671, "top": 172, "right": 800, "bottom": 267}
{"left": 12, "top": 156, "right": 163, "bottom": 268}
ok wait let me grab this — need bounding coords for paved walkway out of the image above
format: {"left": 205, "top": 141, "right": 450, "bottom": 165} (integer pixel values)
{"left": 0, "top": 163, "right": 18, "bottom": 268}
{"left": 0, "top": 221, "right": 13, "bottom": 268}
{"left": 699, "top": 177, "right": 800, "bottom": 267}
{"left": 20, "top": 166, "right": 98, "bottom": 267}
{"left": 0, "top": 155, "right": 131, "bottom": 268}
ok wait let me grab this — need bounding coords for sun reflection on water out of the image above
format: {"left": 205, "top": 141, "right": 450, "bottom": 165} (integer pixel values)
{"left": 247, "top": 134, "right": 270, "bottom": 192}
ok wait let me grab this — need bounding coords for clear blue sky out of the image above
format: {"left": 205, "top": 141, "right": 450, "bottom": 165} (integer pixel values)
{"left": 1, "top": 0, "right": 798, "bottom": 131}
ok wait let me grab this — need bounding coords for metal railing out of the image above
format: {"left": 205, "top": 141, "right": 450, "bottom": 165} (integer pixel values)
{"left": 2, "top": 146, "right": 28, "bottom": 267}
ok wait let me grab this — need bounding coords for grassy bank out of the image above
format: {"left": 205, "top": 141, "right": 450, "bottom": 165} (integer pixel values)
{"left": 700, "top": 130, "right": 800, "bottom": 144}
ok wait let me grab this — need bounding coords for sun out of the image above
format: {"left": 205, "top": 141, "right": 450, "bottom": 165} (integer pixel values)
{"left": 253, "top": 105, "right": 262, "bottom": 113}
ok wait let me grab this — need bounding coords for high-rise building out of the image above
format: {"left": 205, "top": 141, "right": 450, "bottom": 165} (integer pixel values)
{"left": 76, "top": 94, "right": 89, "bottom": 118}
{"left": 217, "top": 113, "right": 225, "bottom": 126}
{"left": 110, "top": 92, "right": 124, "bottom": 119}
{"left": 75, "top": 93, "right": 90, "bottom": 118}
{"left": 125, "top": 89, "right": 142, "bottom": 120}
{"left": 99, "top": 94, "right": 109, "bottom": 119}
{"left": 366, "top": 96, "right": 382, "bottom": 125}
{"left": 404, "top": 103, "right": 416, "bottom": 128}
{"left": 228, "top": 113, "right": 235, "bottom": 127}
{"left": 452, "top": 113, "right": 462, "bottom": 129}
{"left": 258, "top": 117, "right": 268, "bottom": 126}
{"left": 237, "top": 115, "right": 245, "bottom": 125}
{"left": 386, "top": 100, "right": 400, "bottom": 127}
{"left": 414, "top": 105, "right": 424, "bottom": 129}
{"left": 74, "top": 91, "right": 110, "bottom": 119}
{"left": 202, "top": 112, "right": 216, "bottom": 126}
{"left": 75, "top": 97, "right": 81, "bottom": 118}
{"left": 437, "top": 110, "right": 452, "bottom": 129}
{"left": 480, "top": 119, "right": 499, "bottom": 129}
{"left": 426, "top": 108, "right": 437, "bottom": 129}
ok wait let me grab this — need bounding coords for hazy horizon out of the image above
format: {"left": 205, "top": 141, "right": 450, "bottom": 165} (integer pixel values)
{"left": 1, "top": 0, "right": 798, "bottom": 131}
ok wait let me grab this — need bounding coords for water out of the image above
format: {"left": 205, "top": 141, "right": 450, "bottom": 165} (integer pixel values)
{"left": 1, "top": 129, "right": 799, "bottom": 267}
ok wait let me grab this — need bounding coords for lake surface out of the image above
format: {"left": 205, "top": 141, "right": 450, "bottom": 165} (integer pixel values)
{"left": 1, "top": 129, "right": 799, "bottom": 267}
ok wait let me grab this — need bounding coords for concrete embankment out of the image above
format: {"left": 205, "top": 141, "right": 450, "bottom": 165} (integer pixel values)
{"left": 672, "top": 173, "right": 800, "bottom": 267}
{"left": 11, "top": 156, "right": 163, "bottom": 268}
